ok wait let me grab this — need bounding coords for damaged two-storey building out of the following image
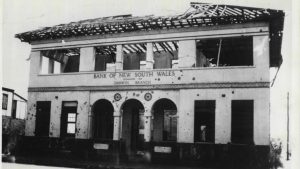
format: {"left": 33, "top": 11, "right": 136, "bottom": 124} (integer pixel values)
{"left": 15, "top": 3, "right": 284, "bottom": 167}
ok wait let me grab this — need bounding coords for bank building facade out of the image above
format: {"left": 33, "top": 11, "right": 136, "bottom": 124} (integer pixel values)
{"left": 16, "top": 3, "right": 284, "bottom": 167}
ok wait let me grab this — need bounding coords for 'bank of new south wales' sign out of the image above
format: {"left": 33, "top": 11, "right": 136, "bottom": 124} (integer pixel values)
{"left": 94, "top": 70, "right": 177, "bottom": 85}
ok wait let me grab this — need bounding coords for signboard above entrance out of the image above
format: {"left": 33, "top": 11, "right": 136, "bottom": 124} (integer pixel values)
{"left": 94, "top": 70, "right": 176, "bottom": 85}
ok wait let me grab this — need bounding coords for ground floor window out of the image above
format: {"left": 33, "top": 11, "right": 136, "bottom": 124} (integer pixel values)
{"left": 194, "top": 100, "right": 215, "bottom": 142}
{"left": 35, "top": 101, "right": 51, "bottom": 137}
{"left": 2, "top": 94, "right": 8, "bottom": 110}
{"left": 231, "top": 100, "right": 254, "bottom": 144}
{"left": 61, "top": 101, "right": 78, "bottom": 138}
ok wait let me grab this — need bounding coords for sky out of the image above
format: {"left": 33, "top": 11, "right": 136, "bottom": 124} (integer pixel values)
{"left": 1, "top": 0, "right": 299, "bottom": 167}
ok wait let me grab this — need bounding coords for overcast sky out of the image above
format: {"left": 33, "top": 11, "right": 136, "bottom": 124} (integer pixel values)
{"left": 1, "top": 0, "right": 299, "bottom": 166}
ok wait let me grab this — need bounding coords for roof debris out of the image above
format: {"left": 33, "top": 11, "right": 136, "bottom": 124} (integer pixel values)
{"left": 15, "top": 2, "right": 284, "bottom": 67}
{"left": 15, "top": 3, "right": 284, "bottom": 43}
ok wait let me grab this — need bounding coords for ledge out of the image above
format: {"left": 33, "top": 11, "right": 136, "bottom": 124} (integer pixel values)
{"left": 28, "top": 82, "right": 270, "bottom": 92}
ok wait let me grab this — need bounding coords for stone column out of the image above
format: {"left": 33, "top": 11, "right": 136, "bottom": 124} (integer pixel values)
{"left": 113, "top": 111, "right": 121, "bottom": 140}
{"left": 116, "top": 45, "right": 123, "bottom": 71}
{"left": 178, "top": 40, "right": 196, "bottom": 68}
{"left": 146, "top": 43, "right": 154, "bottom": 70}
{"left": 144, "top": 109, "right": 152, "bottom": 142}
{"left": 79, "top": 47, "right": 95, "bottom": 72}
{"left": 29, "top": 51, "right": 42, "bottom": 85}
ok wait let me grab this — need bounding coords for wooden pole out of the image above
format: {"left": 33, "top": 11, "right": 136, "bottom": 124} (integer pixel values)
{"left": 216, "top": 39, "right": 222, "bottom": 66}
{"left": 287, "top": 92, "right": 290, "bottom": 160}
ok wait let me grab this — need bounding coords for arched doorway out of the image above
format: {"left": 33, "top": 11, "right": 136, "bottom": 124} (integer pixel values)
{"left": 121, "top": 99, "right": 144, "bottom": 155}
{"left": 92, "top": 99, "right": 114, "bottom": 139}
{"left": 152, "top": 98, "right": 177, "bottom": 142}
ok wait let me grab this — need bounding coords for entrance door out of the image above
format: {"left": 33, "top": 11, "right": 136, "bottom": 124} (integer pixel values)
{"left": 35, "top": 101, "right": 51, "bottom": 137}
{"left": 121, "top": 99, "right": 144, "bottom": 155}
{"left": 92, "top": 99, "right": 114, "bottom": 139}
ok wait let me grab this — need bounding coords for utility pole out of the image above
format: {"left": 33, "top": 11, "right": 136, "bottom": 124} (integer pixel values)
{"left": 287, "top": 92, "right": 290, "bottom": 160}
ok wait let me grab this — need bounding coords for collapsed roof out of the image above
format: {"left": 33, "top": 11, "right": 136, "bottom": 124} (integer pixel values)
{"left": 15, "top": 2, "right": 284, "bottom": 67}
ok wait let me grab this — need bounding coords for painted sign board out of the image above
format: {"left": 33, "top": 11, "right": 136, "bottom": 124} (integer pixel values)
{"left": 93, "top": 143, "right": 109, "bottom": 150}
{"left": 94, "top": 70, "right": 177, "bottom": 85}
{"left": 154, "top": 146, "right": 172, "bottom": 153}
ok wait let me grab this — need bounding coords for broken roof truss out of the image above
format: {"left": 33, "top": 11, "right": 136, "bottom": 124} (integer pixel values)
{"left": 16, "top": 2, "right": 284, "bottom": 67}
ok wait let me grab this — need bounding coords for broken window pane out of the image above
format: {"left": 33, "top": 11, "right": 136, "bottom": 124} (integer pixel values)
{"left": 194, "top": 100, "right": 215, "bottom": 142}
{"left": 231, "top": 100, "right": 254, "bottom": 144}
{"left": 95, "top": 45, "right": 116, "bottom": 71}
{"left": 41, "top": 48, "right": 80, "bottom": 73}
{"left": 153, "top": 41, "right": 178, "bottom": 69}
{"left": 123, "top": 43, "right": 146, "bottom": 70}
{"left": 196, "top": 36, "right": 253, "bottom": 67}
{"left": 61, "top": 101, "right": 77, "bottom": 137}
{"left": 67, "top": 113, "right": 76, "bottom": 122}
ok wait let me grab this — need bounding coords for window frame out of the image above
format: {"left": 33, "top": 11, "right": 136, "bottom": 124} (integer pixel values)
{"left": 61, "top": 101, "right": 78, "bottom": 138}
{"left": 2, "top": 94, "right": 8, "bottom": 110}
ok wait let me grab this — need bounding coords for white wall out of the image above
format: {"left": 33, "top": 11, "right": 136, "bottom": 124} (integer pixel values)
{"left": 178, "top": 88, "right": 270, "bottom": 145}
{"left": 26, "top": 91, "right": 90, "bottom": 138}
{"left": 26, "top": 87, "right": 270, "bottom": 145}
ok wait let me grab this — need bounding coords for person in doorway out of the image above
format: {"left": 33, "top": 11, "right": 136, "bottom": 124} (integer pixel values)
{"left": 200, "top": 125, "right": 207, "bottom": 142}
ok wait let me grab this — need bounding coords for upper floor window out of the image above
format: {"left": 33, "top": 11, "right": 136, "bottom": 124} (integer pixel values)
{"left": 41, "top": 48, "right": 80, "bottom": 74}
{"left": 95, "top": 45, "right": 116, "bottom": 71}
{"left": 123, "top": 43, "right": 146, "bottom": 70}
{"left": 196, "top": 36, "right": 253, "bottom": 67}
{"left": 2, "top": 94, "right": 8, "bottom": 110}
{"left": 153, "top": 41, "right": 178, "bottom": 69}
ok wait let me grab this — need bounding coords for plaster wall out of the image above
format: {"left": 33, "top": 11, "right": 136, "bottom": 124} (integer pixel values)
{"left": 26, "top": 87, "right": 269, "bottom": 145}
{"left": 80, "top": 47, "right": 95, "bottom": 72}
{"left": 26, "top": 91, "right": 90, "bottom": 138}
{"left": 177, "top": 88, "right": 270, "bottom": 145}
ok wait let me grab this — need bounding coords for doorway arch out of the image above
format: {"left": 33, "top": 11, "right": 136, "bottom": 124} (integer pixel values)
{"left": 152, "top": 98, "right": 177, "bottom": 142}
{"left": 121, "top": 99, "right": 145, "bottom": 155}
{"left": 92, "top": 99, "right": 114, "bottom": 139}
